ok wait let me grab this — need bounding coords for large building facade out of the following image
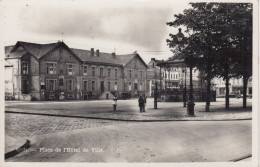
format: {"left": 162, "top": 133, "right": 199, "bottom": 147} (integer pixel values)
{"left": 5, "top": 41, "right": 148, "bottom": 100}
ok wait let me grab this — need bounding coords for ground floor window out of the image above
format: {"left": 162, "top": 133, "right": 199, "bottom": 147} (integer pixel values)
{"left": 83, "top": 81, "right": 88, "bottom": 91}
{"left": 46, "top": 79, "right": 57, "bottom": 91}
{"left": 114, "top": 82, "right": 118, "bottom": 91}
{"left": 108, "top": 82, "right": 111, "bottom": 91}
{"left": 139, "top": 82, "right": 143, "bottom": 90}
{"left": 59, "top": 78, "right": 64, "bottom": 86}
{"left": 67, "top": 80, "right": 73, "bottom": 91}
{"left": 92, "top": 81, "right": 95, "bottom": 91}
{"left": 128, "top": 82, "right": 132, "bottom": 91}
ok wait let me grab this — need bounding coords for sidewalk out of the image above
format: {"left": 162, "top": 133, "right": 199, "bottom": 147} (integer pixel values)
{"left": 5, "top": 98, "right": 252, "bottom": 121}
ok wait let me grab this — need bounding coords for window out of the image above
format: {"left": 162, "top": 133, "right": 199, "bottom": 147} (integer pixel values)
{"left": 140, "top": 70, "right": 144, "bottom": 79}
{"left": 92, "top": 81, "right": 95, "bottom": 91}
{"left": 47, "top": 62, "right": 56, "bottom": 74}
{"left": 129, "top": 70, "right": 133, "bottom": 78}
{"left": 108, "top": 68, "right": 111, "bottom": 77}
{"left": 171, "top": 74, "right": 173, "bottom": 79}
{"left": 128, "top": 82, "right": 132, "bottom": 90}
{"left": 47, "top": 79, "right": 56, "bottom": 91}
{"left": 67, "top": 80, "right": 73, "bottom": 91}
{"left": 108, "top": 82, "right": 111, "bottom": 91}
{"left": 83, "top": 81, "right": 88, "bottom": 91}
{"left": 59, "top": 78, "right": 64, "bottom": 86}
{"left": 92, "top": 66, "right": 96, "bottom": 76}
{"left": 68, "top": 64, "right": 73, "bottom": 75}
{"left": 115, "top": 69, "right": 118, "bottom": 78}
{"left": 139, "top": 82, "right": 143, "bottom": 90}
{"left": 100, "top": 67, "right": 104, "bottom": 77}
{"left": 114, "top": 82, "right": 118, "bottom": 90}
{"left": 22, "top": 62, "right": 29, "bottom": 74}
{"left": 83, "top": 66, "right": 88, "bottom": 76}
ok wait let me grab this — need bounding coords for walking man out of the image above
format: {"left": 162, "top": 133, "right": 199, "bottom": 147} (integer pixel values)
{"left": 138, "top": 94, "right": 144, "bottom": 113}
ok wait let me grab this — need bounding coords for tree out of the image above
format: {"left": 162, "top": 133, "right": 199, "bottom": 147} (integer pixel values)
{"left": 213, "top": 3, "right": 252, "bottom": 109}
{"left": 166, "top": 3, "right": 220, "bottom": 112}
{"left": 166, "top": 3, "right": 252, "bottom": 110}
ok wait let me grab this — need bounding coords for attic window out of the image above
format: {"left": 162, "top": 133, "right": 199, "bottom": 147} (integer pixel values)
{"left": 59, "top": 48, "right": 63, "bottom": 54}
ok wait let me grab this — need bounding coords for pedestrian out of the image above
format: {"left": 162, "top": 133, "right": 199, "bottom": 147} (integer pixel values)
{"left": 138, "top": 94, "right": 144, "bottom": 113}
{"left": 112, "top": 96, "right": 118, "bottom": 111}
{"left": 143, "top": 94, "right": 147, "bottom": 112}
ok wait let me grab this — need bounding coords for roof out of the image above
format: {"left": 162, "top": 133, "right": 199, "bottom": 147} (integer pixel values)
{"left": 71, "top": 48, "right": 123, "bottom": 66}
{"left": 5, "top": 41, "right": 148, "bottom": 67}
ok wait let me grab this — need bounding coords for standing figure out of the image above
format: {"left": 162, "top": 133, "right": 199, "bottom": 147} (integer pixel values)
{"left": 112, "top": 96, "right": 118, "bottom": 111}
{"left": 138, "top": 95, "right": 144, "bottom": 113}
{"left": 143, "top": 94, "right": 147, "bottom": 112}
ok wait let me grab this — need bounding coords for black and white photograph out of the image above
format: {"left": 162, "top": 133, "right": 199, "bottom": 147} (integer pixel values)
{"left": 0, "top": 0, "right": 258, "bottom": 166}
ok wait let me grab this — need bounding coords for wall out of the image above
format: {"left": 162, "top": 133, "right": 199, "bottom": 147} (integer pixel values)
{"left": 124, "top": 56, "right": 147, "bottom": 96}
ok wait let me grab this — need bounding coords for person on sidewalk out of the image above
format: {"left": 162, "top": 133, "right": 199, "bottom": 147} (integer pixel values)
{"left": 138, "top": 94, "right": 144, "bottom": 113}
{"left": 112, "top": 96, "right": 118, "bottom": 111}
{"left": 143, "top": 94, "right": 147, "bottom": 112}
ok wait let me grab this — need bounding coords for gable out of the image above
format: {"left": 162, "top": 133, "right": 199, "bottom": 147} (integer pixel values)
{"left": 125, "top": 56, "right": 147, "bottom": 69}
{"left": 124, "top": 54, "right": 148, "bottom": 69}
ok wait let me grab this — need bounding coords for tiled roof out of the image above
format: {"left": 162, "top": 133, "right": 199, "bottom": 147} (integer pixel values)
{"left": 5, "top": 41, "right": 147, "bottom": 67}
{"left": 71, "top": 48, "right": 123, "bottom": 65}
{"left": 19, "top": 41, "right": 59, "bottom": 59}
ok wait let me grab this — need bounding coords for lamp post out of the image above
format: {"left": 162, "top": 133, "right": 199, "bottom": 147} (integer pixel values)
{"left": 186, "top": 22, "right": 195, "bottom": 116}
{"left": 183, "top": 67, "right": 187, "bottom": 107}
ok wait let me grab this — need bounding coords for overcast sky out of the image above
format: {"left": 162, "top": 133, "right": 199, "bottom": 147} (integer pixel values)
{"left": 0, "top": 0, "right": 191, "bottom": 63}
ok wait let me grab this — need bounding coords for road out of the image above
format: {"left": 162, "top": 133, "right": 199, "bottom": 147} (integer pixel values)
{"left": 6, "top": 119, "right": 251, "bottom": 162}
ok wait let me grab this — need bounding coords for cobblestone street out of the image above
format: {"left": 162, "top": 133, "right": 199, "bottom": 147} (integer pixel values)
{"left": 5, "top": 113, "right": 127, "bottom": 138}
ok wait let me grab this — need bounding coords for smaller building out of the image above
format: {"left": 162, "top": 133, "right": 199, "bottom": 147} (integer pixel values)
{"left": 213, "top": 77, "right": 252, "bottom": 97}
{"left": 147, "top": 57, "right": 215, "bottom": 102}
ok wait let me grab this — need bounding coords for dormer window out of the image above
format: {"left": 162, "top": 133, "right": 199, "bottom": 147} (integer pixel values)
{"left": 22, "top": 61, "right": 29, "bottom": 74}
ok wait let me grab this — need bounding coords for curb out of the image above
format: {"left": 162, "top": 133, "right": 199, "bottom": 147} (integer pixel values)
{"left": 5, "top": 139, "right": 31, "bottom": 160}
{"left": 5, "top": 111, "right": 252, "bottom": 122}
{"left": 230, "top": 154, "right": 252, "bottom": 162}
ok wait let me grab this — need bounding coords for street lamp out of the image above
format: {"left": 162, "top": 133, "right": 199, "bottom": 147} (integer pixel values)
{"left": 187, "top": 22, "right": 196, "bottom": 116}
{"left": 182, "top": 67, "right": 187, "bottom": 107}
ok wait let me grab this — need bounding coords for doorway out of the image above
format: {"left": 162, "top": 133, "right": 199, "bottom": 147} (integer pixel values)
{"left": 100, "top": 81, "right": 104, "bottom": 93}
{"left": 22, "top": 80, "right": 29, "bottom": 94}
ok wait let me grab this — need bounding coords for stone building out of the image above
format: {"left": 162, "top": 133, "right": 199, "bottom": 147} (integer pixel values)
{"left": 5, "top": 41, "right": 148, "bottom": 100}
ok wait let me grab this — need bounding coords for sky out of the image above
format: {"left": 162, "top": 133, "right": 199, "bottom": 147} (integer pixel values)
{"left": 0, "top": 0, "right": 191, "bottom": 63}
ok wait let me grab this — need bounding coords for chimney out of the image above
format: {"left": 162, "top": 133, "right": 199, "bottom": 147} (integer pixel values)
{"left": 151, "top": 58, "right": 155, "bottom": 61}
{"left": 112, "top": 52, "right": 116, "bottom": 58}
{"left": 96, "top": 49, "right": 99, "bottom": 57}
{"left": 91, "top": 48, "right": 94, "bottom": 56}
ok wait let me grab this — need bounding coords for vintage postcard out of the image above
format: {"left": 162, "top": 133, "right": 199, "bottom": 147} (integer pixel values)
{"left": 0, "top": 0, "right": 258, "bottom": 167}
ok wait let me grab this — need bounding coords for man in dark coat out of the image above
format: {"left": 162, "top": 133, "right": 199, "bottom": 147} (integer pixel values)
{"left": 138, "top": 95, "right": 144, "bottom": 113}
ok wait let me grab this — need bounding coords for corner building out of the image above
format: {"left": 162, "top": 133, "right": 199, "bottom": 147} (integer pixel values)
{"left": 5, "top": 41, "right": 148, "bottom": 100}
